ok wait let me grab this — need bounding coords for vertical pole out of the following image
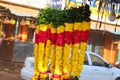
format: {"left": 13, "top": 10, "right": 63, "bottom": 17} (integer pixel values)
{"left": 88, "top": 43, "right": 92, "bottom": 52}
{"left": 61, "top": 0, "right": 69, "bottom": 10}
{"left": 15, "top": 19, "right": 19, "bottom": 41}
{"left": 110, "top": 43, "right": 113, "bottom": 63}
{"left": 61, "top": 0, "right": 65, "bottom": 10}
{"left": 118, "top": 43, "right": 120, "bottom": 62}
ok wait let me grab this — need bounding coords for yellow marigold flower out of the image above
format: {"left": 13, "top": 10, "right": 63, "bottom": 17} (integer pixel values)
{"left": 80, "top": 42, "right": 87, "bottom": 50}
{"left": 38, "top": 43, "right": 46, "bottom": 72}
{"left": 40, "top": 73, "right": 48, "bottom": 78}
{"left": 51, "top": 27, "right": 56, "bottom": 33}
{"left": 50, "top": 45, "right": 56, "bottom": 74}
{"left": 35, "top": 26, "right": 40, "bottom": 33}
{"left": 74, "top": 22, "right": 79, "bottom": 30}
{"left": 71, "top": 43, "right": 79, "bottom": 77}
{"left": 39, "top": 24, "right": 48, "bottom": 31}
{"left": 33, "top": 44, "right": 39, "bottom": 75}
{"left": 82, "top": 21, "right": 90, "bottom": 31}
{"left": 72, "top": 44, "right": 79, "bottom": 48}
{"left": 64, "top": 23, "right": 73, "bottom": 32}
{"left": 34, "top": 44, "right": 38, "bottom": 55}
{"left": 44, "top": 40, "right": 51, "bottom": 70}
{"left": 78, "top": 42, "right": 87, "bottom": 74}
{"left": 38, "top": 43, "right": 45, "bottom": 52}
{"left": 32, "top": 74, "right": 40, "bottom": 80}
{"left": 54, "top": 46, "right": 63, "bottom": 75}
{"left": 63, "top": 44, "right": 71, "bottom": 75}
{"left": 78, "top": 22, "right": 83, "bottom": 31}
{"left": 57, "top": 25, "right": 64, "bottom": 33}
{"left": 53, "top": 78, "right": 61, "bottom": 80}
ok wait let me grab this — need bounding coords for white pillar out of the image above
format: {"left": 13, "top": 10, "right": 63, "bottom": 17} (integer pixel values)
{"left": 15, "top": 19, "right": 19, "bottom": 41}
{"left": 61, "top": 0, "right": 69, "bottom": 10}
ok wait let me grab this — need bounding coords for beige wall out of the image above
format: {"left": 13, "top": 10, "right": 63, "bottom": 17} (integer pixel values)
{"left": 0, "top": 1, "right": 39, "bottom": 17}
{"left": 91, "top": 20, "right": 120, "bottom": 35}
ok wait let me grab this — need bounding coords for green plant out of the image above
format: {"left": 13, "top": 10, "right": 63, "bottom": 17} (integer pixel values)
{"left": 35, "top": 4, "right": 91, "bottom": 27}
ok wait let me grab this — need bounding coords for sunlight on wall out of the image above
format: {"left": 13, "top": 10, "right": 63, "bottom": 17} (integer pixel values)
{"left": 4, "top": 0, "right": 48, "bottom": 8}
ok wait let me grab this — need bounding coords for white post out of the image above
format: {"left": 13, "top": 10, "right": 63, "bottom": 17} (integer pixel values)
{"left": 61, "top": 0, "right": 69, "bottom": 10}
{"left": 15, "top": 19, "right": 19, "bottom": 42}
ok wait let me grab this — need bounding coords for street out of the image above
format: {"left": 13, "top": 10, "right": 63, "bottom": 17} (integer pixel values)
{"left": 0, "top": 60, "right": 24, "bottom": 80}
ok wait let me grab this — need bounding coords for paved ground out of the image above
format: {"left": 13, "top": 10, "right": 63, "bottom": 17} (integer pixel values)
{"left": 0, "top": 60, "right": 24, "bottom": 80}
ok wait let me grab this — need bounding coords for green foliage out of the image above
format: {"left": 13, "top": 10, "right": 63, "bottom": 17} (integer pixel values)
{"left": 35, "top": 4, "right": 91, "bottom": 27}
{"left": 51, "top": 9, "right": 66, "bottom": 27}
{"left": 35, "top": 8, "right": 56, "bottom": 26}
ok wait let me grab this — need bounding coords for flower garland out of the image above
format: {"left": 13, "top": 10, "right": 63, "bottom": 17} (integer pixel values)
{"left": 62, "top": 23, "right": 73, "bottom": 79}
{"left": 78, "top": 21, "right": 90, "bottom": 75}
{"left": 33, "top": 4, "right": 91, "bottom": 80}
{"left": 52, "top": 25, "right": 64, "bottom": 80}
{"left": 43, "top": 25, "right": 51, "bottom": 69}
{"left": 37, "top": 24, "right": 50, "bottom": 79}
{"left": 37, "top": 24, "right": 48, "bottom": 72}
{"left": 32, "top": 25, "right": 40, "bottom": 80}
{"left": 50, "top": 25, "right": 56, "bottom": 74}
{"left": 42, "top": 25, "right": 51, "bottom": 79}
{"left": 71, "top": 22, "right": 81, "bottom": 78}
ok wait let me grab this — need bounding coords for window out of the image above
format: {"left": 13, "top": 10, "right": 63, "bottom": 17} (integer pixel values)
{"left": 17, "top": 25, "right": 35, "bottom": 42}
{"left": 84, "top": 54, "right": 89, "bottom": 65}
{"left": 90, "top": 54, "right": 105, "bottom": 67}
{"left": 2, "top": 24, "right": 16, "bottom": 40}
{"left": 2, "top": 21, "right": 35, "bottom": 42}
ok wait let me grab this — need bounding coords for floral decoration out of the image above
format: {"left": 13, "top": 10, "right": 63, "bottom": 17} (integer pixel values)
{"left": 32, "top": 4, "right": 91, "bottom": 80}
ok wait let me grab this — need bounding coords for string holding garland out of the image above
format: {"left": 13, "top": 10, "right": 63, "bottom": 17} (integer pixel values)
{"left": 33, "top": 4, "right": 91, "bottom": 80}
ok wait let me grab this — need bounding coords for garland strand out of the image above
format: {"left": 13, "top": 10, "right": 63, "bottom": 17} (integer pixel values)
{"left": 71, "top": 22, "right": 80, "bottom": 78}
{"left": 32, "top": 26, "right": 40, "bottom": 80}
{"left": 78, "top": 21, "right": 90, "bottom": 75}
{"left": 50, "top": 25, "right": 56, "bottom": 74}
{"left": 52, "top": 25, "right": 64, "bottom": 80}
{"left": 62, "top": 23, "right": 73, "bottom": 79}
